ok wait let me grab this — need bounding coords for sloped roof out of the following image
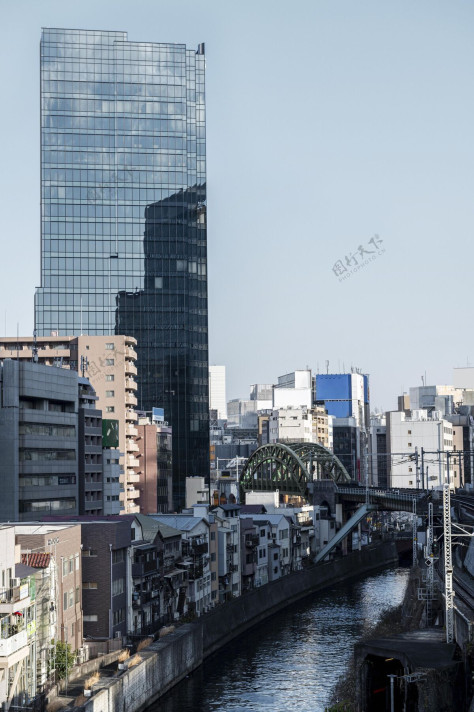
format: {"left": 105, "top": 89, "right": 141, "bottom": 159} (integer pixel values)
{"left": 150, "top": 514, "right": 208, "bottom": 533}
{"left": 134, "top": 513, "right": 181, "bottom": 540}
{"left": 20, "top": 553, "right": 51, "bottom": 569}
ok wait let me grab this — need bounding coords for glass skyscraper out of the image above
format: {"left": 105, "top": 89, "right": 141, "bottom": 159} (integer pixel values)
{"left": 35, "top": 28, "right": 209, "bottom": 507}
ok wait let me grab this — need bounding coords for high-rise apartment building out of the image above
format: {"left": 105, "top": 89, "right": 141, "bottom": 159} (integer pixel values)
{"left": 209, "top": 366, "right": 227, "bottom": 421}
{"left": 35, "top": 28, "right": 209, "bottom": 508}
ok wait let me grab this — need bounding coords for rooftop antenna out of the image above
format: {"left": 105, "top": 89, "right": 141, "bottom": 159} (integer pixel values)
{"left": 325, "top": 360, "right": 329, "bottom": 375}
{"left": 32, "top": 330, "right": 38, "bottom": 364}
{"left": 80, "top": 355, "right": 89, "bottom": 378}
{"left": 421, "top": 375, "right": 424, "bottom": 386}
{"left": 16, "top": 323, "right": 19, "bottom": 360}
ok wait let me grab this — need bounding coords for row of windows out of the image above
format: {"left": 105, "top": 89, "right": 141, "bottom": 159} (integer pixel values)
{"left": 43, "top": 114, "right": 193, "bottom": 135}
{"left": 19, "top": 449, "right": 76, "bottom": 462}
{"left": 42, "top": 166, "right": 205, "bottom": 183}
{"left": 19, "top": 423, "right": 76, "bottom": 438}
{"left": 20, "top": 475, "right": 76, "bottom": 487}
{"left": 19, "top": 498, "right": 76, "bottom": 513}
{"left": 44, "top": 136, "right": 189, "bottom": 154}
{"left": 42, "top": 81, "right": 187, "bottom": 99}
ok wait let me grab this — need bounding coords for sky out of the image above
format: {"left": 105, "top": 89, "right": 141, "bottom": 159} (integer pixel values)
{"left": 1, "top": 0, "right": 474, "bottom": 412}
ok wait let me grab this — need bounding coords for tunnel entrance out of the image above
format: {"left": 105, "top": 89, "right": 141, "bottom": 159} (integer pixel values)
{"left": 364, "top": 654, "right": 418, "bottom": 711}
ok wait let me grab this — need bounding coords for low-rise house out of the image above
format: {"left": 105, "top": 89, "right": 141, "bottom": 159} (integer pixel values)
{"left": 213, "top": 504, "right": 241, "bottom": 601}
{"left": 150, "top": 512, "right": 212, "bottom": 616}
{"left": 240, "top": 518, "right": 259, "bottom": 592}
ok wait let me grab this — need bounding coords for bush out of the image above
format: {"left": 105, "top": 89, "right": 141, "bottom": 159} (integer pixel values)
{"left": 51, "top": 640, "right": 75, "bottom": 680}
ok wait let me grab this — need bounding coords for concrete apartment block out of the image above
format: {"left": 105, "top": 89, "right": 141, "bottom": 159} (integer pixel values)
{"left": 0, "top": 360, "right": 79, "bottom": 520}
{"left": 0, "top": 335, "right": 139, "bottom": 514}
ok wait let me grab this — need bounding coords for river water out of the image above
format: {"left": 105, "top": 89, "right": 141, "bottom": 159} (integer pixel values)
{"left": 150, "top": 566, "right": 410, "bottom": 712}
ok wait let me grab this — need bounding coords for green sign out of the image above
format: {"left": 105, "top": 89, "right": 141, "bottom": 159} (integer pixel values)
{"left": 102, "top": 419, "right": 119, "bottom": 448}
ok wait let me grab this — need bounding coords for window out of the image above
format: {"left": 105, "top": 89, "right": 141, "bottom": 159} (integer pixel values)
{"left": 63, "top": 591, "right": 68, "bottom": 610}
{"left": 83, "top": 582, "right": 98, "bottom": 589}
{"left": 211, "top": 572, "right": 216, "bottom": 581}
{"left": 155, "top": 277, "right": 163, "bottom": 289}
{"left": 112, "top": 549, "right": 124, "bottom": 564}
{"left": 408, "top": 430, "right": 412, "bottom": 434}
{"left": 68, "top": 590, "right": 74, "bottom": 608}
{"left": 106, "top": 390, "right": 115, "bottom": 398}
{"left": 83, "top": 615, "right": 98, "bottom": 622}
{"left": 75, "top": 586, "right": 80, "bottom": 602}
{"left": 105, "top": 359, "right": 114, "bottom": 366}
{"left": 106, "top": 406, "right": 115, "bottom": 413}
{"left": 273, "top": 553, "right": 278, "bottom": 561}
{"left": 260, "top": 529, "right": 265, "bottom": 538}
{"left": 112, "top": 578, "right": 125, "bottom": 596}
{"left": 106, "top": 374, "right": 114, "bottom": 382}
{"left": 408, "top": 443, "right": 412, "bottom": 447}
{"left": 62, "top": 559, "right": 68, "bottom": 577}
{"left": 210, "top": 532, "right": 216, "bottom": 541}
{"left": 69, "top": 557, "right": 74, "bottom": 574}
{"left": 211, "top": 552, "right": 216, "bottom": 562}
{"left": 113, "top": 608, "right": 125, "bottom": 626}
{"left": 105, "top": 343, "right": 114, "bottom": 350}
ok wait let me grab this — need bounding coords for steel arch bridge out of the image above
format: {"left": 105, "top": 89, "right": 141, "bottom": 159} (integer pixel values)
{"left": 239, "top": 442, "right": 351, "bottom": 500}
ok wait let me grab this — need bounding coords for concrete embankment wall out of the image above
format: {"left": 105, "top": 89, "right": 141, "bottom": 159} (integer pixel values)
{"left": 81, "top": 542, "right": 398, "bottom": 712}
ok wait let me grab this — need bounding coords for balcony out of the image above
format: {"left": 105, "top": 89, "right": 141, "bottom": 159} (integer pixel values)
{"left": 125, "top": 378, "right": 137, "bottom": 391}
{"left": 127, "top": 455, "right": 140, "bottom": 468}
{"left": 128, "top": 472, "right": 140, "bottom": 483}
{"left": 126, "top": 410, "right": 137, "bottom": 422}
{"left": 126, "top": 487, "right": 140, "bottom": 499}
{"left": 245, "top": 535, "right": 259, "bottom": 548}
{"left": 126, "top": 425, "right": 138, "bottom": 437}
{"left": 125, "top": 346, "right": 138, "bottom": 360}
{"left": 0, "top": 587, "right": 31, "bottom": 615}
{"left": 125, "top": 393, "right": 138, "bottom": 407}
{"left": 0, "top": 630, "right": 28, "bottom": 658}
{"left": 125, "top": 361, "right": 138, "bottom": 376}
{"left": 127, "top": 440, "right": 140, "bottom": 453}
{"left": 132, "top": 560, "right": 158, "bottom": 577}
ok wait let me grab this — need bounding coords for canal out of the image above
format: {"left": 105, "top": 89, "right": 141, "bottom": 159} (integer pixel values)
{"left": 150, "top": 566, "right": 410, "bottom": 712}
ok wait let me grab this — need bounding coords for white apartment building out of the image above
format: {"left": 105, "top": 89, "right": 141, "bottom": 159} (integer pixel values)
{"left": 387, "top": 410, "right": 454, "bottom": 489}
{"left": 269, "top": 407, "right": 314, "bottom": 443}
{"left": 209, "top": 366, "right": 227, "bottom": 421}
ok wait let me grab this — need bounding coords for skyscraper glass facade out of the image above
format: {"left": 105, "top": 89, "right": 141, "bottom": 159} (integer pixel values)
{"left": 36, "top": 28, "right": 209, "bottom": 507}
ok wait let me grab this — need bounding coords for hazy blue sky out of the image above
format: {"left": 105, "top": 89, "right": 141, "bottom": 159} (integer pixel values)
{"left": 1, "top": 0, "right": 473, "bottom": 411}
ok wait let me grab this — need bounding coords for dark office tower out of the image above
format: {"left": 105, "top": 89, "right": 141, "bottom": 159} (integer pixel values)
{"left": 35, "top": 29, "right": 209, "bottom": 508}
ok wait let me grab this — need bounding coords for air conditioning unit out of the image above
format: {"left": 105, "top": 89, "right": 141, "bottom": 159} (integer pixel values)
{"left": 11, "top": 578, "right": 20, "bottom": 588}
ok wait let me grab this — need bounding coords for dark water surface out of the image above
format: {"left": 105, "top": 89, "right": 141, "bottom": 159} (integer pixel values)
{"left": 150, "top": 567, "right": 409, "bottom": 712}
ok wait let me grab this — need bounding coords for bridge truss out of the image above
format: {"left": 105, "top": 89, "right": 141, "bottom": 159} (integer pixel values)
{"left": 239, "top": 442, "right": 351, "bottom": 500}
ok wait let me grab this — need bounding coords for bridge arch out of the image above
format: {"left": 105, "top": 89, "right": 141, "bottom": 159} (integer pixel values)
{"left": 239, "top": 442, "right": 351, "bottom": 500}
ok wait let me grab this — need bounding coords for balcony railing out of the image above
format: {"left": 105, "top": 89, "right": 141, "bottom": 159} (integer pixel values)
{"left": 0, "top": 586, "right": 31, "bottom": 614}
{"left": 0, "top": 630, "right": 28, "bottom": 658}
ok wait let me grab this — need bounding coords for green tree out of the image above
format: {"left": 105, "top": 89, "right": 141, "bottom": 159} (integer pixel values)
{"left": 51, "top": 640, "right": 75, "bottom": 680}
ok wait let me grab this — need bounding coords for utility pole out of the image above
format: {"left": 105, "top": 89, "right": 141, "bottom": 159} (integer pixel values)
{"left": 443, "top": 483, "right": 454, "bottom": 643}
{"left": 412, "top": 498, "right": 417, "bottom": 567}
{"left": 415, "top": 447, "right": 420, "bottom": 489}
{"left": 421, "top": 447, "right": 425, "bottom": 490}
